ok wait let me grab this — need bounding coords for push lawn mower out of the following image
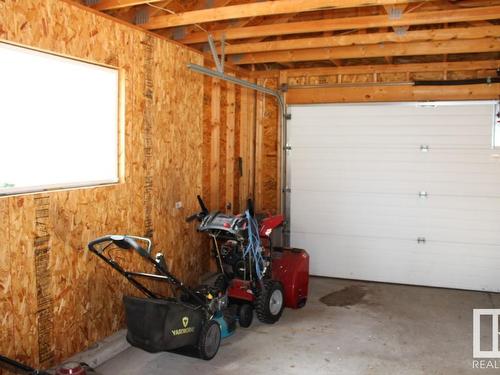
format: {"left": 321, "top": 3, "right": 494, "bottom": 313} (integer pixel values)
{"left": 88, "top": 235, "right": 236, "bottom": 360}
{"left": 187, "top": 196, "right": 309, "bottom": 328}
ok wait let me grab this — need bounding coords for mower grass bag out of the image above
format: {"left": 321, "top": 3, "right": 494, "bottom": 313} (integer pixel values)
{"left": 123, "top": 296, "right": 204, "bottom": 352}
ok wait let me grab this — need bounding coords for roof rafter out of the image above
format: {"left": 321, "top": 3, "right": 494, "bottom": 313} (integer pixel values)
{"left": 264, "top": 60, "right": 500, "bottom": 76}
{"left": 142, "top": 0, "right": 429, "bottom": 30}
{"left": 178, "top": 5, "right": 500, "bottom": 44}
{"left": 220, "top": 25, "right": 500, "bottom": 54}
{"left": 92, "top": 0, "right": 165, "bottom": 12}
{"left": 229, "top": 37, "right": 500, "bottom": 64}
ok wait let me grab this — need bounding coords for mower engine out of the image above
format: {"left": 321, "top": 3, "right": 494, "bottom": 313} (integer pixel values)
{"left": 192, "top": 284, "right": 228, "bottom": 315}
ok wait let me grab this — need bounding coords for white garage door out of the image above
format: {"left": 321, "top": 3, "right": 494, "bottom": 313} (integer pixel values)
{"left": 289, "top": 102, "right": 500, "bottom": 292}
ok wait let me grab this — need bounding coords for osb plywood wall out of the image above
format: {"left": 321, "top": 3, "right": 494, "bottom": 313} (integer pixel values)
{"left": 0, "top": 0, "right": 206, "bottom": 370}
{"left": 202, "top": 71, "right": 281, "bottom": 216}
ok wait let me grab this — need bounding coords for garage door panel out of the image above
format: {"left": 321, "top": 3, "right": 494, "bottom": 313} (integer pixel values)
{"left": 292, "top": 147, "right": 500, "bottom": 164}
{"left": 291, "top": 190, "right": 500, "bottom": 214}
{"left": 290, "top": 104, "right": 493, "bottom": 123}
{"left": 292, "top": 206, "right": 500, "bottom": 245}
{"left": 292, "top": 161, "right": 500, "bottom": 183}
{"left": 290, "top": 105, "right": 494, "bottom": 148}
{"left": 292, "top": 232, "right": 500, "bottom": 292}
{"left": 292, "top": 120, "right": 492, "bottom": 138}
{"left": 293, "top": 178, "right": 500, "bottom": 197}
{"left": 292, "top": 208, "right": 500, "bottom": 243}
{"left": 291, "top": 134, "right": 490, "bottom": 148}
{"left": 289, "top": 102, "right": 500, "bottom": 291}
{"left": 292, "top": 213, "right": 421, "bottom": 241}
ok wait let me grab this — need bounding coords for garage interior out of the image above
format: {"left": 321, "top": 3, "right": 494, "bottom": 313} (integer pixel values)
{"left": 1, "top": 0, "right": 500, "bottom": 374}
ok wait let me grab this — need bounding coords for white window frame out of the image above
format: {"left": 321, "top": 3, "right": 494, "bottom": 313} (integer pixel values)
{"left": 0, "top": 41, "right": 123, "bottom": 196}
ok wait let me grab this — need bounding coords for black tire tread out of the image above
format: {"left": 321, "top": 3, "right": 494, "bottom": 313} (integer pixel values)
{"left": 238, "top": 303, "right": 253, "bottom": 328}
{"left": 254, "top": 279, "right": 285, "bottom": 324}
{"left": 197, "top": 320, "right": 221, "bottom": 360}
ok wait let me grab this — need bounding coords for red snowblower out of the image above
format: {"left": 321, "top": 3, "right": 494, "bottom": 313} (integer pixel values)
{"left": 187, "top": 196, "right": 309, "bottom": 327}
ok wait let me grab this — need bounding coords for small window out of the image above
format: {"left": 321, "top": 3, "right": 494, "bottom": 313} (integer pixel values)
{"left": 494, "top": 103, "right": 500, "bottom": 148}
{"left": 0, "top": 42, "right": 120, "bottom": 195}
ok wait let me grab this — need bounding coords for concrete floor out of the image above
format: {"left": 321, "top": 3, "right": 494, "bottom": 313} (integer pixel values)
{"left": 97, "top": 277, "right": 500, "bottom": 375}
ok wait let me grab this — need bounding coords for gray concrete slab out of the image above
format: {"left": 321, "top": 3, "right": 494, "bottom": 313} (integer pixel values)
{"left": 97, "top": 277, "right": 500, "bottom": 374}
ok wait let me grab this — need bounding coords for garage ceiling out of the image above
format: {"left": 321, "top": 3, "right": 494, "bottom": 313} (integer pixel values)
{"left": 76, "top": 0, "right": 500, "bottom": 71}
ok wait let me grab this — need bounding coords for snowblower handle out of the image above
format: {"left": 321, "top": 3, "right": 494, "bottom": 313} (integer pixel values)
{"left": 186, "top": 195, "right": 210, "bottom": 223}
{"left": 186, "top": 213, "right": 199, "bottom": 223}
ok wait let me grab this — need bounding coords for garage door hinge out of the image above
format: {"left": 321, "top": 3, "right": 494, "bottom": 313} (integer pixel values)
{"left": 284, "top": 144, "right": 292, "bottom": 151}
{"left": 285, "top": 113, "right": 292, "bottom": 120}
{"left": 283, "top": 187, "right": 291, "bottom": 193}
{"left": 417, "top": 237, "right": 426, "bottom": 244}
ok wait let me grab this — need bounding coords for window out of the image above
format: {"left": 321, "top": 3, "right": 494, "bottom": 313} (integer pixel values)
{"left": 494, "top": 103, "right": 500, "bottom": 148}
{"left": 0, "top": 42, "right": 120, "bottom": 195}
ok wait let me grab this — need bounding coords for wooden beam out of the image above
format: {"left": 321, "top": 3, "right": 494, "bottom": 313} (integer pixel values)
{"left": 179, "top": 5, "right": 500, "bottom": 44}
{"left": 143, "top": 0, "right": 428, "bottom": 30}
{"left": 221, "top": 26, "right": 500, "bottom": 54}
{"left": 278, "top": 60, "right": 500, "bottom": 76}
{"left": 104, "top": 0, "right": 176, "bottom": 23}
{"left": 92, "top": 0, "right": 165, "bottom": 11}
{"left": 210, "top": 78, "right": 221, "bottom": 211}
{"left": 238, "top": 85, "right": 250, "bottom": 209}
{"left": 225, "top": 82, "right": 236, "bottom": 213}
{"left": 287, "top": 83, "right": 500, "bottom": 104}
{"left": 230, "top": 38, "right": 500, "bottom": 64}
{"left": 254, "top": 86, "right": 264, "bottom": 212}
{"left": 437, "top": 0, "right": 493, "bottom": 26}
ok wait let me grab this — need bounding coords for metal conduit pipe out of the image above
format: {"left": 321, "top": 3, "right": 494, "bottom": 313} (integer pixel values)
{"left": 187, "top": 63, "right": 290, "bottom": 246}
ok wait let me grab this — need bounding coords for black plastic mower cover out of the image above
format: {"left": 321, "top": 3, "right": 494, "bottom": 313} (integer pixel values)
{"left": 123, "top": 296, "right": 204, "bottom": 352}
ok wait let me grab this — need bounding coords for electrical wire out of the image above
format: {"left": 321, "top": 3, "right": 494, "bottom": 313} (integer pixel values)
{"left": 146, "top": 3, "right": 210, "bottom": 34}
{"left": 243, "top": 210, "right": 265, "bottom": 280}
{"left": 145, "top": 1, "right": 232, "bottom": 54}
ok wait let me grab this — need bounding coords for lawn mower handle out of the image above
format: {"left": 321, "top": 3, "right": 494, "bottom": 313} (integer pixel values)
{"left": 88, "top": 235, "right": 209, "bottom": 309}
{"left": 88, "top": 235, "right": 152, "bottom": 257}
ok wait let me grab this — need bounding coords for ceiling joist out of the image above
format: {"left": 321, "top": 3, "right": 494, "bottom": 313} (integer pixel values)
{"left": 230, "top": 37, "right": 500, "bottom": 64}
{"left": 261, "top": 60, "right": 500, "bottom": 76}
{"left": 178, "top": 5, "right": 500, "bottom": 44}
{"left": 142, "top": 0, "right": 429, "bottom": 30}
{"left": 220, "top": 25, "right": 500, "bottom": 54}
{"left": 83, "top": 0, "right": 500, "bottom": 71}
{"left": 91, "top": 0, "right": 165, "bottom": 12}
